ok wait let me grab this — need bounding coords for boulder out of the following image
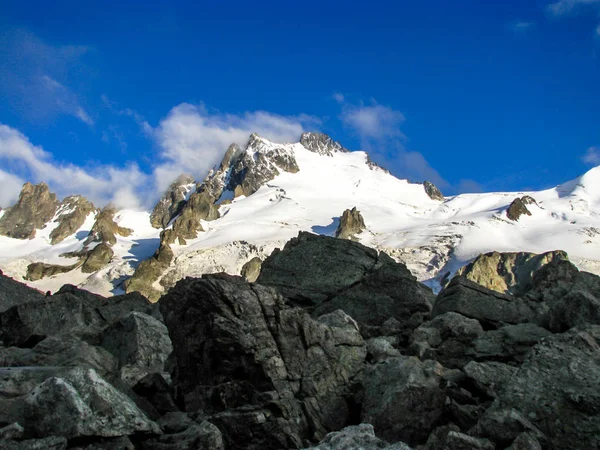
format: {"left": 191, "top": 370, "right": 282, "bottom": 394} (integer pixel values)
{"left": 0, "top": 182, "right": 59, "bottom": 239}
{"left": 432, "top": 277, "right": 543, "bottom": 329}
{"left": 24, "top": 368, "right": 160, "bottom": 438}
{"left": 132, "top": 373, "right": 178, "bottom": 416}
{"left": 468, "top": 323, "right": 551, "bottom": 364}
{"left": 259, "top": 232, "right": 434, "bottom": 334}
{"left": 159, "top": 274, "right": 366, "bottom": 447}
{"left": 0, "top": 335, "right": 118, "bottom": 377}
{"left": 240, "top": 256, "right": 262, "bottom": 282}
{"left": 334, "top": 207, "right": 366, "bottom": 240}
{"left": 101, "top": 312, "right": 172, "bottom": 386}
{"left": 409, "top": 312, "right": 484, "bottom": 368}
{"left": 0, "top": 272, "right": 45, "bottom": 313}
{"left": 303, "top": 423, "right": 412, "bottom": 449}
{"left": 462, "top": 361, "right": 516, "bottom": 399}
{"left": 140, "top": 420, "right": 224, "bottom": 450}
{"left": 360, "top": 356, "right": 446, "bottom": 446}
{"left": 1, "top": 436, "right": 67, "bottom": 449}
{"left": 456, "top": 250, "right": 568, "bottom": 295}
{"left": 477, "top": 325, "right": 600, "bottom": 449}
{"left": 0, "top": 422, "right": 24, "bottom": 440}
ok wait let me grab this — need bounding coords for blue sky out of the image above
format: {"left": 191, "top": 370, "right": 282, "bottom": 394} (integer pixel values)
{"left": 1, "top": 0, "right": 599, "bottom": 208}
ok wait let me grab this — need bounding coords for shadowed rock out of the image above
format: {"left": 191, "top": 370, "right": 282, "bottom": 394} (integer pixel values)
{"left": 150, "top": 174, "right": 195, "bottom": 229}
{"left": 159, "top": 274, "right": 366, "bottom": 448}
{"left": 0, "top": 182, "right": 59, "bottom": 240}
{"left": 49, "top": 195, "right": 96, "bottom": 244}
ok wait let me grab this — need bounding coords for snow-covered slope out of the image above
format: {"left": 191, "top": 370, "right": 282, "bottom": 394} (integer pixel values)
{"left": 1, "top": 133, "right": 599, "bottom": 296}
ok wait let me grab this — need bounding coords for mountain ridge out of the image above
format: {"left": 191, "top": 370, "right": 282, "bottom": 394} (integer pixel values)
{"left": 0, "top": 131, "right": 599, "bottom": 299}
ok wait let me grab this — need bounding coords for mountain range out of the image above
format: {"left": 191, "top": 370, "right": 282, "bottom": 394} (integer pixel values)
{"left": 1, "top": 131, "right": 599, "bottom": 300}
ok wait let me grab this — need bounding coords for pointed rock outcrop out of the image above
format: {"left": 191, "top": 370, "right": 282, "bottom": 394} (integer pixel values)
{"left": 150, "top": 174, "right": 195, "bottom": 229}
{"left": 0, "top": 182, "right": 59, "bottom": 239}
{"left": 506, "top": 196, "right": 537, "bottom": 221}
{"left": 424, "top": 181, "right": 444, "bottom": 201}
{"left": 300, "top": 132, "right": 347, "bottom": 156}
{"left": 49, "top": 195, "right": 96, "bottom": 244}
{"left": 84, "top": 206, "right": 133, "bottom": 247}
{"left": 335, "top": 207, "right": 366, "bottom": 240}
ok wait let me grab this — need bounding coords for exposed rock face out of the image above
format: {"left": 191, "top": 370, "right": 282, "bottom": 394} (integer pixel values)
{"left": 101, "top": 311, "right": 172, "bottom": 386}
{"left": 423, "top": 181, "right": 444, "bottom": 201}
{"left": 0, "top": 272, "right": 44, "bottom": 313}
{"left": 258, "top": 232, "right": 434, "bottom": 337}
{"left": 24, "top": 261, "right": 77, "bottom": 282}
{"left": 81, "top": 243, "right": 114, "bottom": 273}
{"left": 506, "top": 196, "right": 537, "bottom": 221}
{"left": 150, "top": 174, "right": 195, "bottom": 229}
{"left": 304, "top": 424, "right": 411, "bottom": 450}
{"left": 456, "top": 250, "right": 569, "bottom": 295}
{"left": 85, "top": 207, "right": 133, "bottom": 247}
{"left": 300, "top": 132, "right": 347, "bottom": 156}
{"left": 159, "top": 274, "right": 367, "bottom": 448}
{"left": 432, "top": 277, "right": 544, "bottom": 328}
{"left": 228, "top": 134, "right": 299, "bottom": 198}
{"left": 49, "top": 195, "right": 96, "bottom": 244}
{"left": 0, "top": 182, "right": 59, "bottom": 239}
{"left": 240, "top": 256, "right": 262, "bottom": 282}
{"left": 476, "top": 326, "right": 600, "bottom": 450}
{"left": 361, "top": 356, "right": 446, "bottom": 446}
{"left": 334, "top": 207, "right": 366, "bottom": 240}
{"left": 24, "top": 367, "right": 160, "bottom": 438}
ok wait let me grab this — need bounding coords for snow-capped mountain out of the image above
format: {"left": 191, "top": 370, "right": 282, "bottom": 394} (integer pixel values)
{"left": 1, "top": 132, "right": 599, "bottom": 300}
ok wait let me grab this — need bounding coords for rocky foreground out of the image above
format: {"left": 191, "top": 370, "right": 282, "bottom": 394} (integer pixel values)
{"left": 1, "top": 232, "right": 599, "bottom": 449}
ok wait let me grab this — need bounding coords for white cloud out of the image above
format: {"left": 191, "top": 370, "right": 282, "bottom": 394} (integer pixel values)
{"left": 582, "top": 146, "right": 600, "bottom": 165}
{"left": 0, "top": 169, "right": 25, "bottom": 208}
{"left": 338, "top": 98, "right": 448, "bottom": 188}
{"left": 511, "top": 21, "right": 535, "bottom": 32}
{"left": 151, "top": 103, "right": 319, "bottom": 194}
{"left": 101, "top": 94, "right": 152, "bottom": 136}
{"left": 547, "top": 0, "right": 600, "bottom": 16}
{"left": 0, "top": 30, "right": 93, "bottom": 125}
{"left": 332, "top": 92, "right": 345, "bottom": 103}
{"left": 0, "top": 105, "right": 320, "bottom": 208}
{"left": 0, "top": 124, "right": 147, "bottom": 209}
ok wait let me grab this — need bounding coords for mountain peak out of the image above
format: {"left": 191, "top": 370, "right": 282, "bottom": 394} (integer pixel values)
{"left": 300, "top": 132, "right": 347, "bottom": 156}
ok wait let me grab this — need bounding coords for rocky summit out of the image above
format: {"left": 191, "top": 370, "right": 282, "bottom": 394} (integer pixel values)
{"left": 0, "top": 232, "right": 599, "bottom": 449}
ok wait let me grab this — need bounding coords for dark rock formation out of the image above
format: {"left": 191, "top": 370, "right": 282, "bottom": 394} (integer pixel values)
{"left": 24, "top": 367, "right": 160, "bottom": 438}
{"left": 0, "top": 272, "right": 45, "bottom": 312}
{"left": 334, "top": 207, "right": 366, "bottom": 240}
{"left": 150, "top": 174, "right": 195, "bottom": 229}
{"left": 361, "top": 356, "right": 446, "bottom": 446}
{"left": 506, "top": 196, "right": 537, "bottom": 221}
{"left": 85, "top": 207, "right": 133, "bottom": 247}
{"left": 0, "top": 182, "right": 59, "bottom": 239}
{"left": 300, "top": 132, "right": 347, "bottom": 156}
{"left": 100, "top": 311, "right": 172, "bottom": 386}
{"left": 159, "top": 274, "right": 366, "bottom": 448}
{"left": 456, "top": 250, "right": 568, "bottom": 295}
{"left": 240, "top": 256, "right": 262, "bottom": 282}
{"left": 305, "top": 424, "right": 411, "bottom": 449}
{"left": 81, "top": 243, "right": 114, "bottom": 273}
{"left": 25, "top": 261, "right": 79, "bottom": 281}
{"left": 424, "top": 181, "right": 444, "bottom": 201}
{"left": 49, "top": 195, "right": 96, "bottom": 244}
{"left": 228, "top": 134, "right": 299, "bottom": 198}
{"left": 475, "top": 326, "right": 600, "bottom": 449}
{"left": 258, "top": 232, "right": 434, "bottom": 337}
{"left": 432, "top": 277, "right": 544, "bottom": 328}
